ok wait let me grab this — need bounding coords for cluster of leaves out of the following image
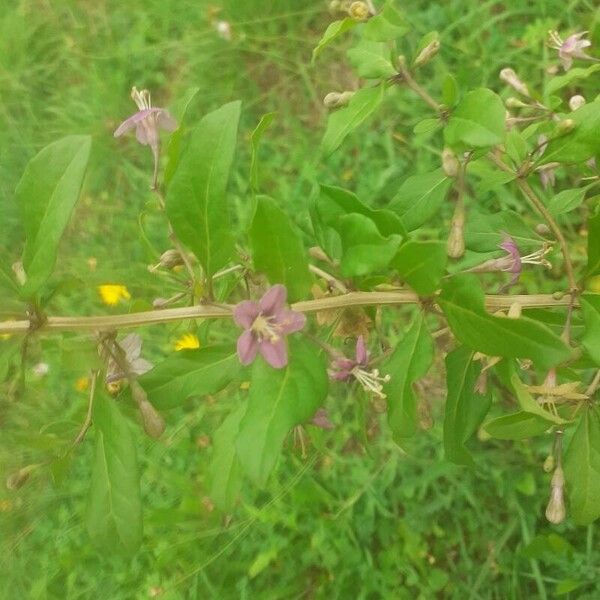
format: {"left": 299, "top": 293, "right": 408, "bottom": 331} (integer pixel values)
{"left": 2, "top": 0, "right": 600, "bottom": 563}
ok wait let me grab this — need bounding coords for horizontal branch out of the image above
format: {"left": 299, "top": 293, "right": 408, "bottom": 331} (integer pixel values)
{"left": 0, "top": 291, "right": 576, "bottom": 336}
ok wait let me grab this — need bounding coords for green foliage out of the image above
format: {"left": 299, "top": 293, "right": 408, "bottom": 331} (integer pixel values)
{"left": 85, "top": 393, "right": 142, "bottom": 555}
{"left": 235, "top": 338, "right": 328, "bottom": 486}
{"left": 588, "top": 210, "right": 600, "bottom": 276}
{"left": 167, "top": 100, "right": 241, "bottom": 277}
{"left": 321, "top": 84, "right": 385, "bottom": 156}
{"left": 484, "top": 412, "right": 551, "bottom": 440}
{"left": 16, "top": 135, "right": 91, "bottom": 296}
{"left": 249, "top": 196, "right": 312, "bottom": 301}
{"left": 139, "top": 346, "right": 241, "bottom": 410}
{"left": 582, "top": 294, "right": 600, "bottom": 365}
{"left": 443, "top": 346, "right": 491, "bottom": 465}
{"left": 392, "top": 240, "right": 447, "bottom": 295}
{"left": 439, "top": 275, "right": 571, "bottom": 369}
{"left": 445, "top": 88, "right": 505, "bottom": 148}
{"left": 564, "top": 407, "right": 600, "bottom": 525}
{"left": 384, "top": 313, "right": 434, "bottom": 443}
{"left": 311, "top": 18, "right": 357, "bottom": 63}
{"left": 347, "top": 41, "right": 396, "bottom": 79}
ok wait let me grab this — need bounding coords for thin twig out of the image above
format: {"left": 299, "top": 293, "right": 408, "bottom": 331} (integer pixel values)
{"left": 0, "top": 291, "right": 578, "bottom": 335}
{"left": 585, "top": 369, "right": 600, "bottom": 397}
{"left": 73, "top": 370, "right": 98, "bottom": 446}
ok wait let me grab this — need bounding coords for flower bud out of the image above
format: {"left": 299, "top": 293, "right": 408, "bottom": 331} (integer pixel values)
{"left": 505, "top": 96, "right": 530, "bottom": 109}
{"left": 556, "top": 118, "right": 575, "bottom": 134}
{"left": 6, "top": 464, "right": 38, "bottom": 490}
{"left": 323, "top": 91, "right": 354, "bottom": 109}
{"left": 442, "top": 148, "right": 459, "bottom": 177}
{"left": 447, "top": 203, "right": 465, "bottom": 259}
{"left": 545, "top": 466, "right": 566, "bottom": 524}
{"left": 535, "top": 223, "right": 551, "bottom": 235}
{"left": 543, "top": 454, "right": 555, "bottom": 473}
{"left": 414, "top": 38, "right": 440, "bottom": 68}
{"left": 139, "top": 398, "right": 166, "bottom": 439}
{"left": 499, "top": 68, "right": 530, "bottom": 97}
{"left": 348, "top": 1, "right": 369, "bottom": 21}
{"left": 11, "top": 261, "right": 26, "bottom": 286}
{"left": 159, "top": 249, "right": 184, "bottom": 269}
{"left": 568, "top": 95, "right": 586, "bottom": 111}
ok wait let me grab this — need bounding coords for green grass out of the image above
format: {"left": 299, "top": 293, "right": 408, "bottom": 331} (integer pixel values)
{"left": 1, "top": 0, "right": 600, "bottom": 597}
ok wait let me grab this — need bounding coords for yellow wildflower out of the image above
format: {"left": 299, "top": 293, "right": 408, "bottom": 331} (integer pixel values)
{"left": 75, "top": 377, "right": 89, "bottom": 392}
{"left": 98, "top": 284, "right": 131, "bottom": 306}
{"left": 174, "top": 333, "right": 200, "bottom": 351}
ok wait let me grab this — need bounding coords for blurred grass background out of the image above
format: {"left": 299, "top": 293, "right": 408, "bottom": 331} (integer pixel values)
{"left": 1, "top": 0, "right": 600, "bottom": 598}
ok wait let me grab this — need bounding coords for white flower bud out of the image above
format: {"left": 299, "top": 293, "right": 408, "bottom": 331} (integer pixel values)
{"left": 323, "top": 91, "right": 354, "bottom": 109}
{"left": 414, "top": 39, "right": 440, "bottom": 68}
{"left": 499, "top": 68, "right": 530, "bottom": 97}
{"left": 442, "top": 148, "right": 459, "bottom": 178}
{"left": 568, "top": 95, "right": 586, "bottom": 111}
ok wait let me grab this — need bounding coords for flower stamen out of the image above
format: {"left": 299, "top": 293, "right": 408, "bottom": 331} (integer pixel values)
{"left": 350, "top": 366, "right": 390, "bottom": 399}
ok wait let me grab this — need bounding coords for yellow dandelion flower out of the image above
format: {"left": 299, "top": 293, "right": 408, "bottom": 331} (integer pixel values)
{"left": 75, "top": 376, "right": 89, "bottom": 392}
{"left": 98, "top": 284, "right": 131, "bottom": 306}
{"left": 174, "top": 333, "right": 200, "bottom": 351}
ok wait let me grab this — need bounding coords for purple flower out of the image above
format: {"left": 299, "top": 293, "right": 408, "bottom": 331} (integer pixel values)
{"left": 468, "top": 234, "right": 552, "bottom": 291}
{"left": 310, "top": 408, "right": 334, "bottom": 430}
{"left": 329, "top": 336, "right": 390, "bottom": 398}
{"left": 549, "top": 31, "right": 594, "bottom": 71}
{"left": 114, "top": 87, "right": 177, "bottom": 187}
{"left": 233, "top": 285, "right": 306, "bottom": 369}
{"left": 106, "top": 333, "right": 153, "bottom": 383}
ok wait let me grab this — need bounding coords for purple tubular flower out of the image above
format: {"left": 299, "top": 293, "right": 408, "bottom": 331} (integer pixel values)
{"left": 499, "top": 235, "right": 522, "bottom": 286}
{"left": 233, "top": 284, "right": 306, "bottom": 369}
{"left": 549, "top": 31, "right": 594, "bottom": 71}
{"left": 114, "top": 87, "right": 177, "bottom": 187}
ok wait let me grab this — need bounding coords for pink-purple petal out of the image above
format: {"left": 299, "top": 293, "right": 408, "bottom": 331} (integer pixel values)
{"left": 157, "top": 110, "right": 178, "bottom": 131}
{"left": 233, "top": 300, "right": 260, "bottom": 329}
{"left": 259, "top": 284, "right": 287, "bottom": 314}
{"left": 355, "top": 336, "right": 368, "bottom": 365}
{"left": 259, "top": 338, "right": 288, "bottom": 369}
{"left": 135, "top": 124, "right": 150, "bottom": 145}
{"left": 276, "top": 308, "right": 306, "bottom": 334}
{"left": 237, "top": 330, "right": 259, "bottom": 365}
{"left": 114, "top": 109, "right": 156, "bottom": 137}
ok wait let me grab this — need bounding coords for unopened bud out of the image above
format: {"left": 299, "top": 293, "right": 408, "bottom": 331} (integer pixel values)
{"left": 414, "top": 38, "right": 440, "bottom": 68}
{"left": 507, "top": 302, "right": 522, "bottom": 319}
{"left": 442, "top": 148, "right": 460, "bottom": 177}
{"left": 543, "top": 454, "right": 555, "bottom": 473}
{"left": 139, "top": 398, "right": 166, "bottom": 439}
{"left": 556, "top": 118, "right": 575, "bottom": 134}
{"left": 11, "top": 261, "right": 26, "bottom": 286}
{"left": 447, "top": 203, "right": 465, "bottom": 259}
{"left": 568, "top": 95, "right": 585, "bottom": 111}
{"left": 348, "top": 1, "right": 369, "bottom": 21}
{"left": 535, "top": 223, "right": 551, "bottom": 235}
{"left": 6, "top": 465, "right": 38, "bottom": 490}
{"left": 159, "top": 249, "right": 183, "bottom": 269}
{"left": 545, "top": 466, "right": 566, "bottom": 524}
{"left": 323, "top": 91, "right": 354, "bottom": 109}
{"left": 505, "top": 96, "right": 530, "bottom": 109}
{"left": 499, "top": 68, "right": 530, "bottom": 97}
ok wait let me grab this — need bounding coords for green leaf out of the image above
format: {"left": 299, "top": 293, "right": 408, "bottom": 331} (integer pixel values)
{"left": 543, "top": 98, "right": 600, "bottom": 163}
{"left": 139, "top": 346, "right": 241, "bottom": 410}
{"left": 250, "top": 112, "right": 276, "bottom": 192}
{"left": 445, "top": 88, "right": 505, "bottom": 148}
{"left": 235, "top": 338, "right": 328, "bottom": 486}
{"left": 336, "top": 213, "right": 402, "bottom": 277}
{"left": 249, "top": 196, "right": 312, "bottom": 301}
{"left": 392, "top": 240, "right": 447, "bottom": 295}
{"left": 347, "top": 41, "right": 397, "bottom": 79}
{"left": 465, "top": 208, "right": 542, "bottom": 252}
{"left": 315, "top": 184, "right": 405, "bottom": 276}
{"left": 383, "top": 313, "right": 434, "bottom": 443}
{"left": 467, "top": 159, "right": 517, "bottom": 194}
{"left": 442, "top": 73, "right": 459, "bottom": 107}
{"left": 587, "top": 210, "right": 600, "bottom": 276}
{"left": 547, "top": 185, "right": 592, "bottom": 216}
{"left": 85, "top": 394, "right": 142, "bottom": 555}
{"left": 209, "top": 404, "right": 245, "bottom": 512}
{"left": 444, "top": 346, "right": 491, "bottom": 465}
{"left": 581, "top": 294, "right": 600, "bottom": 365}
{"left": 321, "top": 84, "right": 385, "bottom": 156}
{"left": 166, "top": 101, "right": 241, "bottom": 277}
{"left": 17, "top": 135, "right": 91, "bottom": 296}
{"left": 363, "top": 2, "right": 406, "bottom": 41}
{"left": 438, "top": 275, "right": 571, "bottom": 369}
{"left": 390, "top": 169, "right": 452, "bottom": 231}
{"left": 546, "top": 64, "right": 600, "bottom": 95}
{"left": 484, "top": 411, "right": 551, "bottom": 440}
{"left": 564, "top": 407, "right": 600, "bottom": 525}
{"left": 505, "top": 129, "right": 530, "bottom": 165}
{"left": 312, "top": 18, "right": 357, "bottom": 63}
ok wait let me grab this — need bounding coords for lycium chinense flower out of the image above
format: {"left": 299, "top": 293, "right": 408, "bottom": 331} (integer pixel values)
{"left": 114, "top": 87, "right": 177, "bottom": 188}
{"left": 233, "top": 285, "right": 306, "bottom": 369}
{"left": 548, "top": 30, "right": 594, "bottom": 71}
{"left": 329, "top": 336, "right": 390, "bottom": 399}
{"left": 106, "top": 333, "right": 153, "bottom": 384}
